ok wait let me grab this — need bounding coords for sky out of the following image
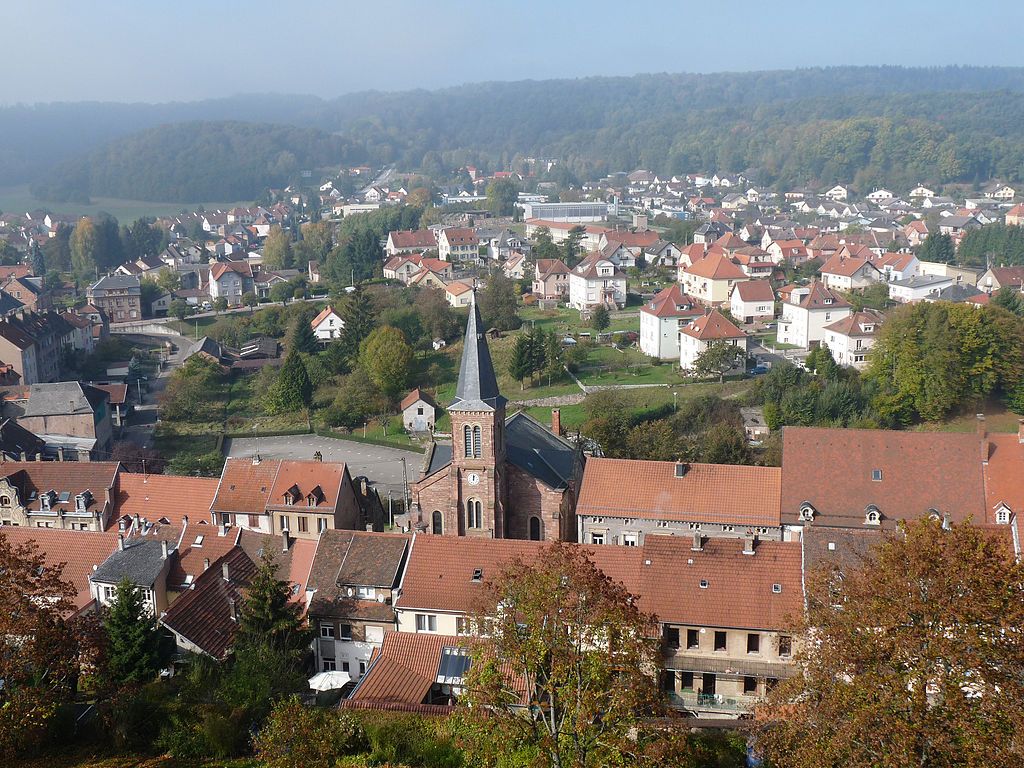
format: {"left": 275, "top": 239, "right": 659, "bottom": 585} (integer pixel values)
{"left": 4, "top": 1, "right": 1024, "bottom": 105}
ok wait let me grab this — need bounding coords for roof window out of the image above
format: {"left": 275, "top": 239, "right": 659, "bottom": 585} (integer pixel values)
{"left": 699, "top": 579, "right": 709, "bottom": 589}
{"left": 471, "top": 568, "right": 483, "bottom": 582}
{"left": 772, "top": 584, "right": 783, "bottom": 594}
{"left": 871, "top": 469, "right": 883, "bottom": 481}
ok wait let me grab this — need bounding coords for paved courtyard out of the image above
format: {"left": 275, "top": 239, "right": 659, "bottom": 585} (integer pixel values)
{"left": 223, "top": 434, "right": 423, "bottom": 499}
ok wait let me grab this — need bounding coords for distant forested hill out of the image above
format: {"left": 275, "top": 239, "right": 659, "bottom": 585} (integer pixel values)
{"left": 31, "top": 121, "right": 355, "bottom": 203}
{"left": 12, "top": 66, "right": 1024, "bottom": 202}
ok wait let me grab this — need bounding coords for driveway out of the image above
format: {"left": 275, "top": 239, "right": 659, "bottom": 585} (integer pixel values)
{"left": 223, "top": 434, "right": 422, "bottom": 499}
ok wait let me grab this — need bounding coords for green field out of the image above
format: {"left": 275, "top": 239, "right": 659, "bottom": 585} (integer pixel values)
{"left": 0, "top": 183, "right": 252, "bottom": 222}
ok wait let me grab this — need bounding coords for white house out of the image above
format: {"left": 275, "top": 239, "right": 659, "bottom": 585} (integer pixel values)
{"left": 908, "top": 185, "right": 935, "bottom": 199}
{"left": 729, "top": 280, "right": 775, "bottom": 324}
{"left": 678, "top": 309, "right": 748, "bottom": 372}
{"left": 819, "top": 253, "right": 882, "bottom": 292}
{"left": 822, "top": 310, "right": 883, "bottom": 370}
{"left": 568, "top": 253, "right": 627, "bottom": 310}
{"left": 208, "top": 262, "right": 254, "bottom": 305}
{"left": 639, "top": 284, "right": 702, "bottom": 360}
{"left": 824, "top": 185, "right": 849, "bottom": 202}
{"left": 887, "top": 274, "right": 954, "bottom": 304}
{"left": 445, "top": 280, "right": 475, "bottom": 307}
{"left": 875, "top": 252, "right": 920, "bottom": 282}
{"left": 865, "top": 189, "right": 894, "bottom": 203}
{"left": 777, "top": 282, "right": 852, "bottom": 349}
{"left": 310, "top": 305, "right": 345, "bottom": 341}
{"left": 400, "top": 389, "right": 438, "bottom": 432}
{"left": 437, "top": 228, "right": 479, "bottom": 262}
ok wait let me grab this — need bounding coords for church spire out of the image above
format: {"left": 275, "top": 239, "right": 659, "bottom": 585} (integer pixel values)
{"left": 450, "top": 291, "right": 505, "bottom": 412}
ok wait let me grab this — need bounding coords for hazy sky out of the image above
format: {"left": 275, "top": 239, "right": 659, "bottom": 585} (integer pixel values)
{"left": 4, "top": 1, "right": 1024, "bottom": 104}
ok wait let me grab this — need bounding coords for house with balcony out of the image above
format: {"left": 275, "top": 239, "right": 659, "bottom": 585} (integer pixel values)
{"left": 822, "top": 310, "right": 882, "bottom": 369}
{"left": 639, "top": 283, "right": 702, "bottom": 360}
{"left": 568, "top": 252, "right": 627, "bottom": 310}
{"left": 306, "top": 530, "right": 410, "bottom": 679}
{"left": 777, "top": 281, "right": 852, "bottom": 349}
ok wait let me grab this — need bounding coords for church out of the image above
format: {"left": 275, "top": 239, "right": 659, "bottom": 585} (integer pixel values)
{"left": 411, "top": 296, "right": 584, "bottom": 542}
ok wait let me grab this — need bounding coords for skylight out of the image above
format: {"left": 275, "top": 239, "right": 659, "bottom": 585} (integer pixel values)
{"left": 193, "top": 535, "right": 204, "bottom": 547}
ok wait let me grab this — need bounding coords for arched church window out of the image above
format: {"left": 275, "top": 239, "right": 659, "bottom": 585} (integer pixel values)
{"left": 432, "top": 510, "right": 443, "bottom": 535}
{"left": 472, "top": 425, "right": 482, "bottom": 458}
{"left": 463, "top": 425, "right": 472, "bottom": 458}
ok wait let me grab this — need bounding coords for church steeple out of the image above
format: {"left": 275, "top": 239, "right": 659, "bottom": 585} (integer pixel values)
{"left": 450, "top": 292, "right": 506, "bottom": 412}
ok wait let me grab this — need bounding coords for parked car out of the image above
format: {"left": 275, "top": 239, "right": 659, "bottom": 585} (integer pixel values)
{"left": 748, "top": 365, "right": 770, "bottom": 376}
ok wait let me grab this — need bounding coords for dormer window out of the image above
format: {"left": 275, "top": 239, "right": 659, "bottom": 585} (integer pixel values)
{"left": 799, "top": 502, "right": 816, "bottom": 522}
{"left": 40, "top": 490, "right": 56, "bottom": 512}
{"left": 995, "top": 505, "right": 1011, "bottom": 525}
{"left": 864, "top": 505, "right": 881, "bottom": 526}
{"left": 75, "top": 491, "right": 92, "bottom": 512}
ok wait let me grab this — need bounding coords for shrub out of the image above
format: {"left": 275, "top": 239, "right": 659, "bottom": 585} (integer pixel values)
{"left": 254, "top": 697, "right": 367, "bottom": 768}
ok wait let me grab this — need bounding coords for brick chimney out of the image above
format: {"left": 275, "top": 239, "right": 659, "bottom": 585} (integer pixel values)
{"left": 691, "top": 531, "right": 703, "bottom": 552}
{"left": 742, "top": 535, "right": 756, "bottom": 556}
{"left": 551, "top": 408, "right": 561, "bottom": 436}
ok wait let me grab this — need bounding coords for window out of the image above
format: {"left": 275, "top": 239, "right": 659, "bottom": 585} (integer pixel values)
{"left": 355, "top": 586, "right": 375, "bottom": 599}
{"left": 339, "top": 624, "right": 352, "bottom": 641}
{"left": 743, "top": 676, "right": 758, "bottom": 695}
{"left": 663, "top": 627, "right": 680, "bottom": 649}
{"left": 590, "top": 532, "right": 604, "bottom": 545}
{"left": 778, "top": 635, "right": 792, "bottom": 657}
{"left": 415, "top": 614, "right": 437, "bottom": 633}
{"left": 417, "top": 406, "right": 423, "bottom": 415}
{"left": 680, "top": 671, "right": 694, "bottom": 691}
{"left": 996, "top": 506, "right": 1010, "bottom": 525}
{"left": 529, "top": 516, "right": 541, "bottom": 541}
{"left": 456, "top": 616, "right": 470, "bottom": 635}
{"left": 322, "top": 659, "right": 336, "bottom": 672}
{"left": 467, "top": 499, "right": 482, "bottom": 529}
{"left": 0, "top": 496, "right": 9, "bottom": 506}
{"left": 699, "top": 579, "right": 709, "bottom": 589}
{"left": 687, "top": 628, "right": 700, "bottom": 649}
{"left": 359, "top": 661, "right": 366, "bottom": 676}
{"left": 871, "top": 469, "right": 883, "bottom": 481}
{"left": 713, "top": 631, "right": 727, "bottom": 651}
{"left": 317, "top": 517, "right": 328, "bottom": 533}
{"left": 102, "top": 585, "right": 117, "bottom": 601}
{"left": 279, "top": 515, "right": 289, "bottom": 532}
{"left": 342, "top": 662, "right": 350, "bottom": 673}
{"left": 463, "top": 425, "right": 472, "bottom": 458}
{"left": 772, "top": 583, "right": 783, "bottom": 594}
{"left": 660, "top": 670, "right": 676, "bottom": 692}
{"left": 432, "top": 510, "right": 443, "bottom": 535}
{"left": 297, "top": 516, "right": 308, "bottom": 533}
{"left": 319, "top": 623, "right": 335, "bottom": 639}
{"left": 472, "top": 425, "right": 482, "bottom": 457}
{"left": 622, "top": 532, "right": 638, "bottom": 547}
{"left": 747, "top": 633, "right": 760, "bottom": 654}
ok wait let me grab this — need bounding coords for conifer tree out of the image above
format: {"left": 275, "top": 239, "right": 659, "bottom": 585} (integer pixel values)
{"left": 234, "top": 551, "right": 311, "bottom": 663}
{"left": 104, "top": 577, "right": 162, "bottom": 686}
{"left": 270, "top": 350, "right": 313, "bottom": 412}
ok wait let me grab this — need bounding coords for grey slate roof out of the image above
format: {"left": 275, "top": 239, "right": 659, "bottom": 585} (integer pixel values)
{"left": 24, "top": 381, "right": 108, "bottom": 417}
{"left": 0, "top": 291, "right": 25, "bottom": 316}
{"left": 933, "top": 283, "right": 983, "bottom": 302}
{"left": 91, "top": 539, "right": 168, "bottom": 586}
{"left": 504, "top": 411, "right": 579, "bottom": 490}
{"left": 90, "top": 274, "right": 141, "bottom": 291}
{"left": 449, "top": 293, "right": 505, "bottom": 412}
{"left": 890, "top": 274, "right": 952, "bottom": 289}
{"left": 425, "top": 443, "right": 453, "bottom": 477}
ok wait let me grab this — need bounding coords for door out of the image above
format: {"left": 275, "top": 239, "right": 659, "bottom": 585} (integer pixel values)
{"left": 701, "top": 673, "right": 716, "bottom": 698}
{"left": 529, "top": 516, "right": 541, "bottom": 541}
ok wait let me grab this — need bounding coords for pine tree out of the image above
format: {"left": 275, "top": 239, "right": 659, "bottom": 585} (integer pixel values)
{"left": 284, "top": 312, "right": 319, "bottom": 354}
{"left": 508, "top": 334, "right": 532, "bottom": 389}
{"left": 28, "top": 240, "right": 44, "bottom": 276}
{"left": 543, "top": 330, "right": 563, "bottom": 385}
{"left": 590, "top": 304, "right": 610, "bottom": 332}
{"left": 338, "top": 284, "right": 377, "bottom": 365}
{"left": 271, "top": 350, "right": 313, "bottom": 412}
{"left": 234, "top": 551, "right": 312, "bottom": 662}
{"left": 104, "top": 577, "right": 162, "bottom": 686}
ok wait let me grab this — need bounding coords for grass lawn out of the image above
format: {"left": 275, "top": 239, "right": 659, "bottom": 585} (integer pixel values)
{"left": 0, "top": 183, "right": 251, "bottom": 223}
{"left": 917, "top": 405, "right": 1023, "bottom": 434}
{"left": 519, "top": 306, "right": 639, "bottom": 337}
{"left": 755, "top": 331, "right": 800, "bottom": 350}
{"left": 167, "top": 315, "right": 221, "bottom": 337}
{"left": 578, "top": 364, "right": 683, "bottom": 387}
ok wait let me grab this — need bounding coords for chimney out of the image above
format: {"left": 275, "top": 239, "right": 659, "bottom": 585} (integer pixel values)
{"left": 366, "top": 523, "right": 374, "bottom": 532}
{"left": 203, "top": 558, "right": 210, "bottom": 571}
{"left": 222, "top": 561, "right": 230, "bottom": 582}
{"left": 691, "top": 531, "right": 703, "bottom": 552}
{"left": 281, "top": 530, "right": 290, "bottom": 552}
{"left": 976, "top": 413, "right": 986, "bottom": 437}
{"left": 742, "top": 535, "right": 756, "bottom": 556}
{"left": 228, "top": 598, "right": 237, "bottom": 622}
{"left": 252, "top": 453, "right": 261, "bottom": 465}
{"left": 1018, "top": 419, "right": 1024, "bottom": 445}
{"left": 551, "top": 408, "right": 561, "bottom": 436}
{"left": 57, "top": 446, "right": 64, "bottom": 462}
{"left": 161, "top": 540, "right": 169, "bottom": 559}
{"left": 117, "top": 533, "right": 125, "bottom": 551}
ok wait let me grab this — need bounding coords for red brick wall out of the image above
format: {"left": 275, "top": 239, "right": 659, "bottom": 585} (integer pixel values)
{"left": 506, "top": 465, "right": 574, "bottom": 542}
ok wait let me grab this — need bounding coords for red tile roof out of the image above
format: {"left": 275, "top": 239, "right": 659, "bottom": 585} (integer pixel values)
{"left": 822, "top": 310, "right": 882, "bottom": 337}
{"left": 640, "top": 283, "right": 701, "bottom": 319}
{"left": 795, "top": 281, "right": 851, "bottom": 310}
{"left": 780, "top": 427, "right": 988, "bottom": 527}
{"left": 680, "top": 309, "right": 746, "bottom": 341}
{"left": 211, "top": 458, "right": 282, "bottom": 515}
{"left": 440, "top": 228, "right": 478, "bottom": 247}
{"left": 0, "top": 527, "right": 119, "bottom": 609}
{"left": 983, "top": 431, "right": 1024, "bottom": 526}
{"left": 400, "top": 388, "right": 437, "bottom": 412}
{"left": 389, "top": 230, "right": 438, "bottom": 249}
{"left": 577, "top": 457, "right": 781, "bottom": 526}
{"left": 732, "top": 280, "right": 775, "bottom": 302}
{"left": 345, "top": 631, "right": 462, "bottom": 712}
{"left": 115, "top": 474, "right": 220, "bottom": 529}
{"left": 684, "top": 251, "right": 746, "bottom": 280}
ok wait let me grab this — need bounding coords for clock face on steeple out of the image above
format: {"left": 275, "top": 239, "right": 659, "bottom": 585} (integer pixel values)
{"left": 467, "top": 472, "right": 480, "bottom": 486}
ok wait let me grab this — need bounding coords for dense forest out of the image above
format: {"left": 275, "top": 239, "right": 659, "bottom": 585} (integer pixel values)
{"left": 30, "top": 121, "right": 354, "bottom": 203}
{"left": 15, "top": 66, "right": 1024, "bottom": 203}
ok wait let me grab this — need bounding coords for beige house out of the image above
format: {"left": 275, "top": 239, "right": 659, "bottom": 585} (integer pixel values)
{"left": 819, "top": 252, "right": 882, "bottom": 292}
{"left": 0, "top": 460, "right": 119, "bottom": 531}
{"left": 532, "top": 259, "right": 570, "bottom": 300}
{"left": 445, "top": 281, "right": 474, "bottom": 307}
{"left": 437, "top": 228, "right": 479, "bottom": 262}
{"left": 19, "top": 381, "right": 113, "bottom": 459}
{"left": 681, "top": 250, "right": 748, "bottom": 306}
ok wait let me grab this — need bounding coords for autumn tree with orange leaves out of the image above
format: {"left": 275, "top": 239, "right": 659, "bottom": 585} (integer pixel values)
{"left": 756, "top": 519, "right": 1024, "bottom": 768}
{"left": 0, "top": 531, "right": 94, "bottom": 759}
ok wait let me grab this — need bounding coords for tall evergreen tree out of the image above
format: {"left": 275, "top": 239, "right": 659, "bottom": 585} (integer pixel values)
{"left": 70, "top": 218, "right": 98, "bottom": 282}
{"left": 508, "top": 334, "right": 532, "bottom": 389}
{"left": 234, "top": 551, "right": 312, "bottom": 662}
{"left": 270, "top": 350, "right": 313, "bottom": 412}
{"left": 104, "top": 577, "right": 162, "bottom": 686}
{"left": 28, "top": 240, "right": 44, "bottom": 276}
{"left": 337, "top": 284, "right": 377, "bottom": 365}
{"left": 284, "top": 311, "right": 319, "bottom": 354}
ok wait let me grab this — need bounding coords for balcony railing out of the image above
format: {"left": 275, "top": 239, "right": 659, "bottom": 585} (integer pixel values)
{"left": 668, "top": 691, "right": 758, "bottom": 714}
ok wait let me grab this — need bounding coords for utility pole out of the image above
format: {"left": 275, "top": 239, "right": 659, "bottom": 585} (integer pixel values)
{"left": 400, "top": 457, "right": 410, "bottom": 516}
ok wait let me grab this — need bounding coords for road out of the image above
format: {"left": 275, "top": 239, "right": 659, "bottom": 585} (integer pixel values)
{"left": 117, "top": 331, "right": 191, "bottom": 450}
{"left": 223, "top": 434, "right": 422, "bottom": 498}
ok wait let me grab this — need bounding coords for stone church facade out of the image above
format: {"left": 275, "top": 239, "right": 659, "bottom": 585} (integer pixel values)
{"left": 411, "top": 297, "right": 583, "bottom": 542}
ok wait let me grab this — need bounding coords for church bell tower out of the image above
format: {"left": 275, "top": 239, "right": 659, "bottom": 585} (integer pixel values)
{"left": 447, "top": 292, "right": 507, "bottom": 537}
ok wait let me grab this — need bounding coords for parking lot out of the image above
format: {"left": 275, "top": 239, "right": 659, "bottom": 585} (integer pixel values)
{"left": 223, "top": 434, "right": 423, "bottom": 499}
